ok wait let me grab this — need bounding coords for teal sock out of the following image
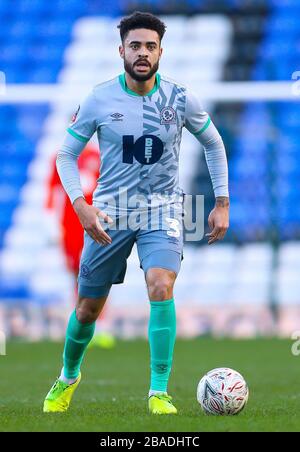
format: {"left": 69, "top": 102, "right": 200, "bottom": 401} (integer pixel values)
{"left": 63, "top": 310, "right": 95, "bottom": 379}
{"left": 148, "top": 298, "right": 176, "bottom": 393}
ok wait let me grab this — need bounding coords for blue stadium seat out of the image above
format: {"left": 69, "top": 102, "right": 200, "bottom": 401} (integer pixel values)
{"left": 0, "top": 280, "right": 30, "bottom": 301}
{"left": 0, "top": 0, "right": 10, "bottom": 15}
{"left": 15, "top": 0, "right": 55, "bottom": 15}
{"left": 278, "top": 134, "right": 299, "bottom": 154}
{"left": 266, "top": 15, "right": 299, "bottom": 35}
{"left": 35, "top": 19, "right": 74, "bottom": 39}
{"left": 28, "top": 43, "right": 65, "bottom": 64}
{"left": 27, "top": 66, "right": 61, "bottom": 83}
{"left": 87, "top": 0, "right": 122, "bottom": 16}
{"left": 270, "top": 0, "right": 300, "bottom": 6}
{"left": 261, "top": 39, "right": 296, "bottom": 58}
{"left": 1, "top": 44, "right": 28, "bottom": 65}
{"left": 8, "top": 20, "right": 36, "bottom": 40}
{"left": 0, "top": 163, "right": 26, "bottom": 181}
{"left": 55, "top": 0, "right": 86, "bottom": 15}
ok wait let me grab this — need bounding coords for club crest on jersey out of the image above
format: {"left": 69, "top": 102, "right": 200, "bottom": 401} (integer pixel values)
{"left": 70, "top": 105, "right": 80, "bottom": 124}
{"left": 160, "top": 106, "right": 176, "bottom": 125}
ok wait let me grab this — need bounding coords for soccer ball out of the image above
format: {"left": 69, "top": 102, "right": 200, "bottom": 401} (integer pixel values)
{"left": 197, "top": 367, "right": 249, "bottom": 415}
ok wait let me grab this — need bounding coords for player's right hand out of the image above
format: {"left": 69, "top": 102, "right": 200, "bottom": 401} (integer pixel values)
{"left": 73, "top": 197, "right": 113, "bottom": 245}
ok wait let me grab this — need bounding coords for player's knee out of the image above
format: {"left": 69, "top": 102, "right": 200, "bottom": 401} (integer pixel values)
{"left": 147, "top": 276, "right": 173, "bottom": 301}
{"left": 76, "top": 306, "right": 97, "bottom": 324}
{"left": 76, "top": 298, "right": 100, "bottom": 323}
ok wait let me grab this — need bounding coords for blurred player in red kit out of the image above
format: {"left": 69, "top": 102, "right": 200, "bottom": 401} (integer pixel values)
{"left": 46, "top": 144, "right": 99, "bottom": 275}
{"left": 46, "top": 144, "right": 115, "bottom": 349}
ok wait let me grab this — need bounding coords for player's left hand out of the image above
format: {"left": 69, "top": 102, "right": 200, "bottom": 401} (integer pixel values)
{"left": 206, "top": 197, "right": 229, "bottom": 245}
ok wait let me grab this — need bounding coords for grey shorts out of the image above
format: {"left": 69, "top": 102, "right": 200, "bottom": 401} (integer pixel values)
{"left": 78, "top": 227, "right": 183, "bottom": 298}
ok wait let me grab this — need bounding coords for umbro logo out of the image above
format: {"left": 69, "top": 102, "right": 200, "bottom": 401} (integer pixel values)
{"left": 110, "top": 112, "right": 124, "bottom": 121}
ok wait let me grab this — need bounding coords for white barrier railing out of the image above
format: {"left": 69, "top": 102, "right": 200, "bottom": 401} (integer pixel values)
{"left": 0, "top": 81, "right": 297, "bottom": 103}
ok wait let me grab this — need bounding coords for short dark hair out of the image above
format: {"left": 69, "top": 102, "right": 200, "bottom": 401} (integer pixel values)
{"left": 118, "top": 11, "right": 166, "bottom": 43}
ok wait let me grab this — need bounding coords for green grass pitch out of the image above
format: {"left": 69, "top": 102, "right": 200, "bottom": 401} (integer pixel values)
{"left": 0, "top": 338, "right": 299, "bottom": 432}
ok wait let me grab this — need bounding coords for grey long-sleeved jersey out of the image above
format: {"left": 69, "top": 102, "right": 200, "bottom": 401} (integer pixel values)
{"left": 57, "top": 72, "right": 229, "bottom": 212}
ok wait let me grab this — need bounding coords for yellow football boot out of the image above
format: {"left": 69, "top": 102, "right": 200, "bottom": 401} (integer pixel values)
{"left": 149, "top": 393, "right": 177, "bottom": 415}
{"left": 43, "top": 373, "right": 81, "bottom": 413}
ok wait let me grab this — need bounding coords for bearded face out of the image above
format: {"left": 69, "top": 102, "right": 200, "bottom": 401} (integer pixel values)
{"left": 119, "top": 28, "right": 162, "bottom": 82}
